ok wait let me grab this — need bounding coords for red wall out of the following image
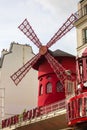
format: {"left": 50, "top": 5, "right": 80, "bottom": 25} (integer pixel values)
{"left": 38, "top": 56, "right": 76, "bottom": 107}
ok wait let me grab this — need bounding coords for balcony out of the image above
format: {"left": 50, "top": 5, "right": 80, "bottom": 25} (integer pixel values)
{"left": 74, "top": 5, "right": 87, "bottom": 26}
{"left": 67, "top": 92, "right": 87, "bottom": 126}
{"left": 75, "top": 7, "right": 87, "bottom": 19}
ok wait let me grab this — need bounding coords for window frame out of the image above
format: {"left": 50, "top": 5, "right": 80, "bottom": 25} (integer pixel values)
{"left": 84, "top": 29, "right": 87, "bottom": 43}
{"left": 46, "top": 82, "right": 52, "bottom": 94}
{"left": 84, "top": 4, "right": 87, "bottom": 15}
{"left": 56, "top": 81, "right": 64, "bottom": 92}
{"left": 39, "top": 84, "right": 43, "bottom": 96}
{"left": 83, "top": 28, "right": 87, "bottom": 44}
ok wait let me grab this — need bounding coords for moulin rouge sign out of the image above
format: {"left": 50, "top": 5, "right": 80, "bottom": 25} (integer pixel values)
{"left": 2, "top": 107, "right": 43, "bottom": 128}
{"left": 2, "top": 101, "right": 63, "bottom": 128}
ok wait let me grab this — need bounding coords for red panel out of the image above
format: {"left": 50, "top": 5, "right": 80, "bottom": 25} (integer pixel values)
{"left": 38, "top": 60, "right": 54, "bottom": 77}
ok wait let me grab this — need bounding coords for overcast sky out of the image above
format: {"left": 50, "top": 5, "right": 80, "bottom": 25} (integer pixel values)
{"left": 0, "top": 0, "right": 80, "bottom": 56}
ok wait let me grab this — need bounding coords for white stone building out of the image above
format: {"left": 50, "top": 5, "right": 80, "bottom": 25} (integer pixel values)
{"left": 0, "top": 42, "right": 38, "bottom": 119}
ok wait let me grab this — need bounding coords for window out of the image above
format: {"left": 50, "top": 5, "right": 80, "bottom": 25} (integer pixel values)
{"left": 56, "top": 81, "right": 63, "bottom": 92}
{"left": 68, "top": 103, "right": 71, "bottom": 119}
{"left": 70, "top": 101, "right": 74, "bottom": 119}
{"left": 84, "top": 5, "right": 87, "bottom": 15}
{"left": 39, "top": 77, "right": 43, "bottom": 81}
{"left": 84, "top": 29, "right": 87, "bottom": 43}
{"left": 46, "top": 82, "right": 52, "bottom": 93}
{"left": 78, "top": 98, "right": 82, "bottom": 117}
{"left": 84, "top": 98, "right": 87, "bottom": 116}
{"left": 46, "top": 76, "right": 51, "bottom": 80}
{"left": 39, "top": 84, "right": 43, "bottom": 95}
{"left": 83, "top": 28, "right": 87, "bottom": 43}
{"left": 68, "top": 81, "right": 73, "bottom": 93}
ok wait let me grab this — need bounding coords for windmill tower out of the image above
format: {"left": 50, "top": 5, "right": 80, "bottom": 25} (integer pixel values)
{"left": 33, "top": 50, "right": 76, "bottom": 107}
{"left": 10, "top": 14, "right": 77, "bottom": 108}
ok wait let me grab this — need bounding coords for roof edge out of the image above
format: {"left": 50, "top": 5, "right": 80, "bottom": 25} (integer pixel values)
{"left": 0, "top": 42, "right": 34, "bottom": 68}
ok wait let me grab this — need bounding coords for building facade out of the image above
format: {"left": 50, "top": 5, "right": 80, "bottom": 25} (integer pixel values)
{"left": 1, "top": 0, "right": 87, "bottom": 130}
{"left": 75, "top": 0, "right": 87, "bottom": 56}
{"left": 0, "top": 42, "right": 38, "bottom": 120}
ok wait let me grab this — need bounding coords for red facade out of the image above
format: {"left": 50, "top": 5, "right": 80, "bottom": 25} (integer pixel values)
{"left": 37, "top": 53, "right": 76, "bottom": 107}
{"left": 67, "top": 48, "right": 87, "bottom": 128}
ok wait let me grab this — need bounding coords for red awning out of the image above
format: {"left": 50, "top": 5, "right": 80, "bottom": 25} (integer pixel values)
{"left": 82, "top": 48, "right": 87, "bottom": 56}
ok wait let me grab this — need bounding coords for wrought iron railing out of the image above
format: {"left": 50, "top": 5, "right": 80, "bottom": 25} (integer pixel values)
{"left": 67, "top": 92, "right": 87, "bottom": 126}
{"left": 40, "top": 99, "right": 66, "bottom": 115}
{"left": 74, "top": 6, "right": 87, "bottom": 21}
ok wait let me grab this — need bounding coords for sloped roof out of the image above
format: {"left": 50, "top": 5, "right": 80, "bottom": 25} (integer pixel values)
{"left": 33, "top": 49, "right": 76, "bottom": 70}
{"left": 0, "top": 42, "right": 34, "bottom": 68}
{"left": 50, "top": 49, "right": 75, "bottom": 57}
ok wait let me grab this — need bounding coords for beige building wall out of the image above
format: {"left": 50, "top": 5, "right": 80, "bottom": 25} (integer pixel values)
{"left": 0, "top": 42, "right": 38, "bottom": 119}
{"left": 75, "top": 0, "right": 87, "bottom": 56}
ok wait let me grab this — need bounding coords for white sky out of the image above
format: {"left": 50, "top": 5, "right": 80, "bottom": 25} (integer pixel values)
{"left": 0, "top": 0, "right": 80, "bottom": 56}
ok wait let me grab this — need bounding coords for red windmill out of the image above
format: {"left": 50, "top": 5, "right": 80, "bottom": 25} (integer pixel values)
{"left": 10, "top": 14, "right": 77, "bottom": 107}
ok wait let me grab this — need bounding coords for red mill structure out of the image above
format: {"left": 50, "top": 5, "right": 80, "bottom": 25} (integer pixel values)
{"left": 1, "top": 0, "right": 87, "bottom": 130}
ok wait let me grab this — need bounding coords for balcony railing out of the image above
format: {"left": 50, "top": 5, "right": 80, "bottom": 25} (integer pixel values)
{"left": 40, "top": 99, "right": 66, "bottom": 115}
{"left": 74, "top": 6, "right": 87, "bottom": 21}
{"left": 67, "top": 92, "right": 87, "bottom": 126}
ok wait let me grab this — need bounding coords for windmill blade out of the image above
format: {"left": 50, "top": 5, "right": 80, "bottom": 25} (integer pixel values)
{"left": 45, "top": 52, "right": 72, "bottom": 85}
{"left": 47, "top": 14, "right": 78, "bottom": 48}
{"left": 18, "top": 19, "right": 42, "bottom": 48}
{"left": 11, "top": 53, "right": 41, "bottom": 85}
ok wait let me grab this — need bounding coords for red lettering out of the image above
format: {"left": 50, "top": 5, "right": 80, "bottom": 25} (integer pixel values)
{"left": 14, "top": 115, "right": 19, "bottom": 124}
{"left": 6, "top": 118, "right": 11, "bottom": 127}
{"left": 23, "top": 107, "right": 42, "bottom": 121}
{"left": 2, "top": 115, "right": 19, "bottom": 128}
{"left": 28, "top": 110, "right": 32, "bottom": 119}
{"left": 32, "top": 108, "right": 36, "bottom": 118}
{"left": 23, "top": 112, "right": 28, "bottom": 121}
{"left": 2, "top": 119, "right": 6, "bottom": 128}
{"left": 23, "top": 110, "right": 32, "bottom": 121}
{"left": 1, "top": 107, "right": 43, "bottom": 128}
{"left": 35, "top": 107, "right": 42, "bottom": 117}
